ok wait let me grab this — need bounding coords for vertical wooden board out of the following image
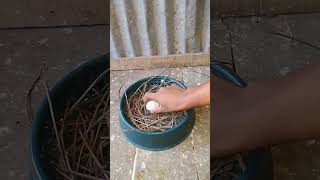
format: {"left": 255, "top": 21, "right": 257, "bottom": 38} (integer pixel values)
{"left": 0, "top": 0, "right": 108, "bottom": 28}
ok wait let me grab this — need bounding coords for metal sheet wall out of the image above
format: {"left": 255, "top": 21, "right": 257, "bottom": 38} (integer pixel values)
{"left": 110, "top": 0, "right": 210, "bottom": 58}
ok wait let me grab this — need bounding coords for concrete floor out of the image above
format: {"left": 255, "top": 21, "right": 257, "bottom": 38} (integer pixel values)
{"left": 110, "top": 67, "right": 210, "bottom": 180}
{"left": 0, "top": 26, "right": 107, "bottom": 179}
{"left": 213, "top": 13, "right": 320, "bottom": 180}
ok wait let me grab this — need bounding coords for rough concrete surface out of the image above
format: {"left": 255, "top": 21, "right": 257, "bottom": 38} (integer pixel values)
{"left": 110, "top": 67, "right": 210, "bottom": 180}
{"left": 0, "top": 26, "right": 107, "bottom": 179}
{"left": 0, "top": 0, "right": 108, "bottom": 28}
{"left": 213, "top": 13, "right": 320, "bottom": 180}
{"left": 213, "top": 0, "right": 320, "bottom": 17}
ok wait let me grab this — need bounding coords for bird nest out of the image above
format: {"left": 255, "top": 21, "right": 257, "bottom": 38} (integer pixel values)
{"left": 124, "top": 78, "right": 186, "bottom": 132}
{"left": 41, "top": 69, "right": 110, "bottom": 180}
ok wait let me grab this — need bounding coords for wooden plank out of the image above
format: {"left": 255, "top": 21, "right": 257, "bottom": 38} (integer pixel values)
{"left": 213, "top": 0, "right": 320, "bottom": 17}
{"left": 110, "top": 53, "right": 210, "bottom": 71}
{"left": 0, "top": 0, "right": 108, "bottom": 28}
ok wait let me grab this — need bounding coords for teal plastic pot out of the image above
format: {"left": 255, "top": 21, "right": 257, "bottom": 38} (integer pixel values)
{"left": 211, "top": 149, "right": 273, "bottom": 180}
{"left": 239, "top": 149, "right": 273, "bottom": 180}
{"left": 31, "top": 54, "right": 108, "bottom": 179}
{"left": 119, "top": 76, "right": 195, "bottom": 151}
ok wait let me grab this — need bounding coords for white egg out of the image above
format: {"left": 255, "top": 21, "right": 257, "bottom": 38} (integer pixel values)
{"left": 146, "top": 101, "right": 160, "bottom": 111}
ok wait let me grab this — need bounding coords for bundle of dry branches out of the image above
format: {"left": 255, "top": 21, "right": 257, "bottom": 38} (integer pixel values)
{"left": 41, "top": 69, "right": 110, "bottom": 180}
{"left": 125, "top": 79, "right": 186, "bottom": 132}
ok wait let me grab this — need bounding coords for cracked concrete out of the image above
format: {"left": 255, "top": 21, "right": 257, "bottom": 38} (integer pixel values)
{"left": 213, "top": 13, "right": 320, "bottom": 180}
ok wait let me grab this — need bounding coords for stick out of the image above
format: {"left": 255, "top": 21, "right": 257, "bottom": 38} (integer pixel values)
{"left": 41, "top": 81, "right": 68, "bottom": 171}
{"left": 69, "top": 69, "right": 109, "bottom": 113}
{"left": 27, "top": 64, "right": 48, "bottom": 123}
{"left": 56, "top": 167, "right": 73, "bottom": 180}
{"left": 59, "top": 119, "right": 74, "bottom": 179}
{"left": 79, "top": 130, "right": 108, "bottom": 179}
{"left": 83, "top": 90, "right": 109, "bottom": 137}
{"left": 69, "top": 170, "right": 107, "bottom": 180}
{"left": 131, "top": 64, "right": 172, "bottom": 97}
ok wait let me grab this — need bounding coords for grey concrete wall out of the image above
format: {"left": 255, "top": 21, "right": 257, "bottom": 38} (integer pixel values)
{"left": 110, "top": 0, "right": 210, "bottom": 58}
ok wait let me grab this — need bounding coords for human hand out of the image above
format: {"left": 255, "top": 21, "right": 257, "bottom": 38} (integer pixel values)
{"left": 143, "top": 85, "right": 187, "bottom": 113}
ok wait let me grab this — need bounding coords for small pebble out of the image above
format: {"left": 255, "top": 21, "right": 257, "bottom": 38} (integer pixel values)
{"left": 110, "top": 135, "right": 116, "bottom": 141}
{"left": 0, "top": 127, "right": 10, "bottom": 136}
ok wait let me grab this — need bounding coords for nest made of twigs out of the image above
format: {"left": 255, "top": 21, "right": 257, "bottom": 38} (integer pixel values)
{"left": 41, "top": 70, "right": 110, "bottom": 180}
{"left": 124, "top": 79, "right": 186, "bottom": 132}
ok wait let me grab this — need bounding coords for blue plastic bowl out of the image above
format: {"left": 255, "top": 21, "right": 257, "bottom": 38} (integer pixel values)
{"left": 119, "top": 76, "right": 195, "bottom": 151}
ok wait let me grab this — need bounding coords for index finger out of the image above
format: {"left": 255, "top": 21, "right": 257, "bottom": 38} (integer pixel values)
{"left": 143, "top": 92, "right": 156, "bottom": 102}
